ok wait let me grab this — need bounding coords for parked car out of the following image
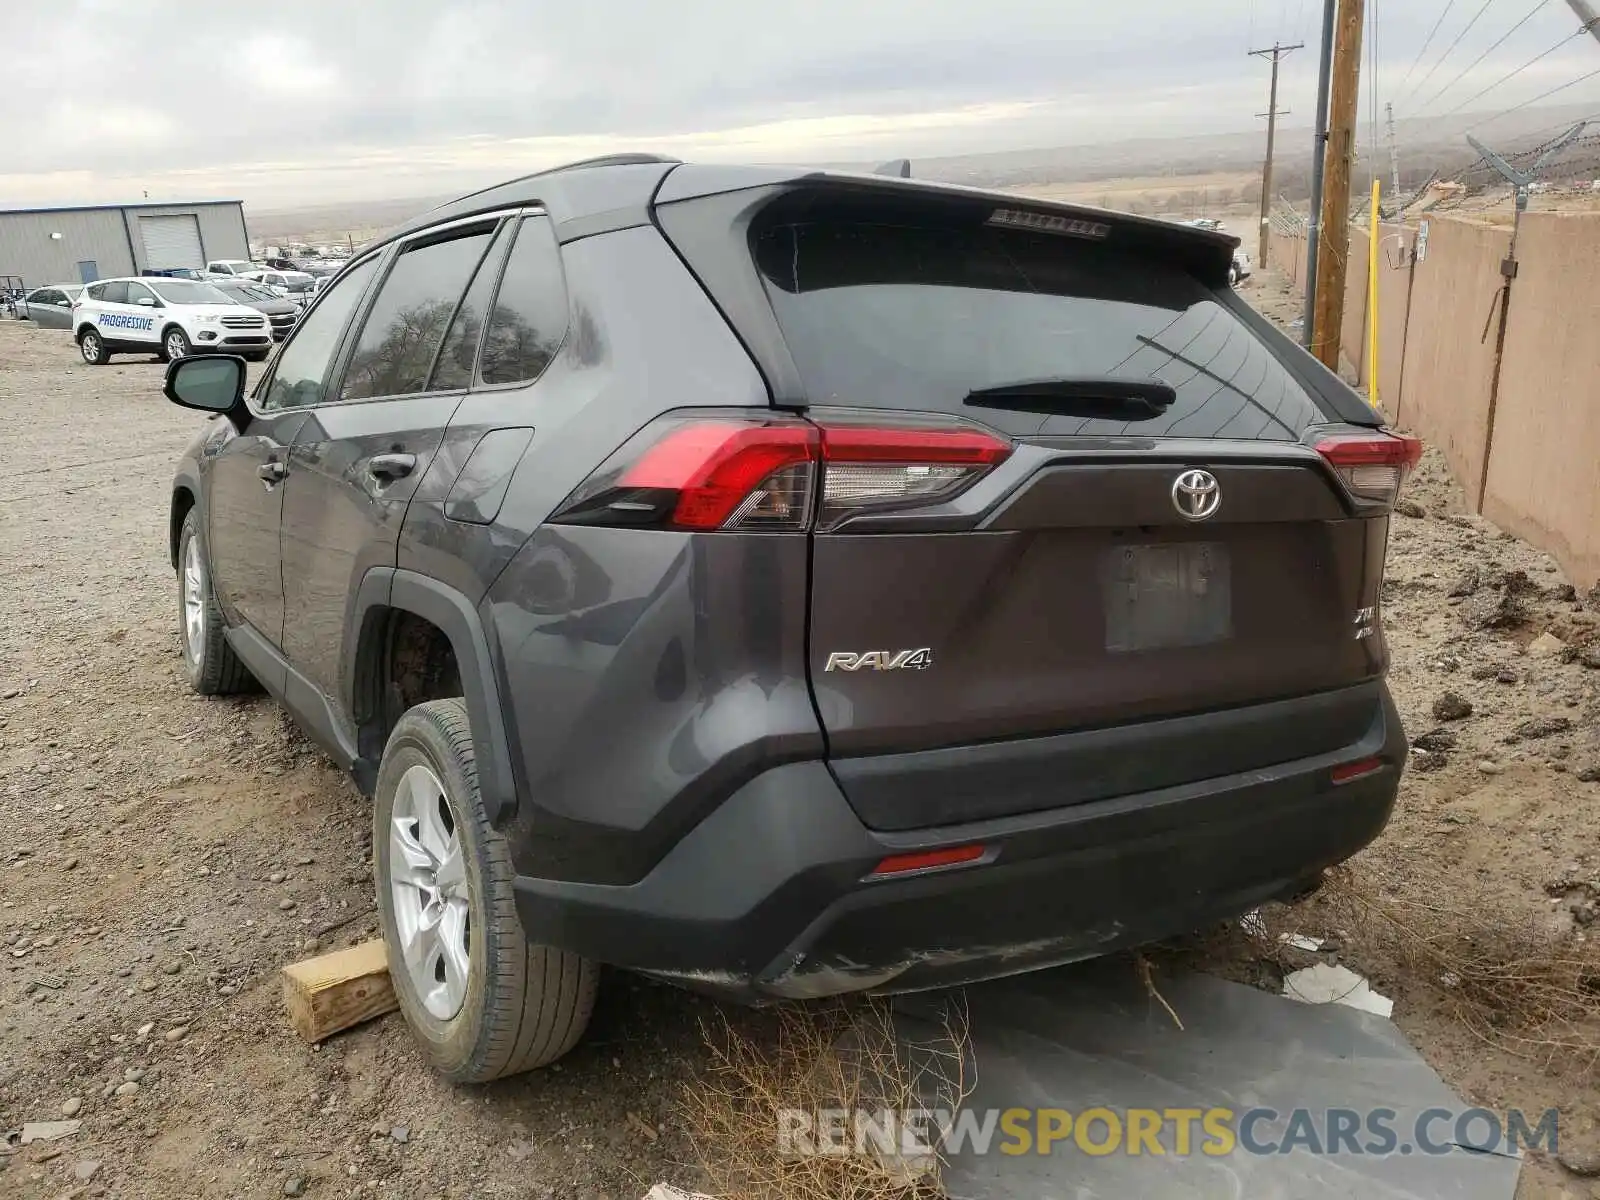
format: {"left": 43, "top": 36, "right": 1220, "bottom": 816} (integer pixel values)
{"left": 162, "top": 155, "right": 1414, "bottom": 1084}
{"left": 205, "top": 259, "right": 260, "bottom": 277}
{"left": 75, "top": 276, "right": 271, "bottom": 364}
{"left": 240, "top": 269, "right": 316, "bottom": 307}
{"left": 209, "top": 279, "right": 299, "bottom": 340}
{"left": 262, "top": 256, "right": 303, "bottom": 271}
{"left": 144, "top": 267, "right": 208, "bottom": 281}
{"left": 19, "top": 283, "right": 83, "bottom": 328}
{"left": 1231, "top": 247, "right": 1253, "bottom": 285}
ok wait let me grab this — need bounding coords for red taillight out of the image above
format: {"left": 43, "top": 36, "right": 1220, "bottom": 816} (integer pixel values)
{"left": 619, "top": 422, "right": 818, "bottom": 530}
{"left": 820, "top": 426, "right": 1011, "bottom": 466}
{"left": 552, "top": 410, "right": 1012, "bottom": 533}
{"left": 1315, "top": 431, "right": 1422, "bottom": 507}
{"left": 1330, "top": 756, "right": 1384, "bottom": 784}
{"left": 868, "top": 844, "right": 987, "bottom": 878}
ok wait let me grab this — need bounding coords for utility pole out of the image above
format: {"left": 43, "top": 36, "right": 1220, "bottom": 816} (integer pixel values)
{"left": 1302, "top": 0, "right": 1337, "bottom": 347}
{"left": 1310, "top": 0, "right": 1365, "bottom": 372}
{"left": 1564, "top": 0, "right": 1600, "bottom": 44}
{"left": 1385, "top": 102, "right": 1401, "bottom": 200}
{"left": 1251, "top": 42, "right": 1303, "bottom": 269}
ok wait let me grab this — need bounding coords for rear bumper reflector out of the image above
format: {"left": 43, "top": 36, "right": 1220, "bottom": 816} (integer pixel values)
{"left": 866, "top": 843, "right": 987, "bottom": 879}
{"left": 1330, "top": 756, "right": 1384, "bottom": 784}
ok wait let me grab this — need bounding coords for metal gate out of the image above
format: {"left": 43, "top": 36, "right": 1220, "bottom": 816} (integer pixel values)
{"left": 138, "top": 214, "right": 204, "bottom": 270}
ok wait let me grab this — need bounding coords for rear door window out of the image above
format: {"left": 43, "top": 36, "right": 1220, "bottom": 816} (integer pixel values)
{"left": 339, "top": 224, "right": 494, "bottom": 401}
{"left": 753, "top": 211, "right": 1333, "bottom": 440}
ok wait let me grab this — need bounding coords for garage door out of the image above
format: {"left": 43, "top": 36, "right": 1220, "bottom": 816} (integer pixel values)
{"left": 139, "top": 214, "right": 204, "bottom": 270}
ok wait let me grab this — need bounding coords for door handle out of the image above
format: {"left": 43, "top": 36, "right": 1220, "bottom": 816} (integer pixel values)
{"left": 257, "top": 461, "right": 286, "bottom": 486}
{"left": 368, "top": 453, "right": 417, "bottom": 481}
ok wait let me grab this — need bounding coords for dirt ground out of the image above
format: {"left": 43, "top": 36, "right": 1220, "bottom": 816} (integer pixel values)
{"left": 2, "top": 293, "right": 1598, "bottom": 1198}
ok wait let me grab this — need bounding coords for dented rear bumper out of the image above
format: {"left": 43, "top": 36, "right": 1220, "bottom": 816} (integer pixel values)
{"left": 511, "top": 685, "right": 1405, "bottom": 1001}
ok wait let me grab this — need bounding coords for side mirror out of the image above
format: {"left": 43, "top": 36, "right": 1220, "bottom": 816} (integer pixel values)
{"left": 165, "top": 355, "right": 247, "bottom": 419}
{"left": 136, "top": 296, "right": 156, "bottom": 307}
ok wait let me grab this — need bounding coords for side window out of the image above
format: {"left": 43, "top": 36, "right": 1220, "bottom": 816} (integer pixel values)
{"left": 36, "top": 289, "right": 61, "bottom": 305}
{"left": 478, "top": 217, "right": 568, "bottom": 387}
{"left": 258, "top": 257, "right": 378, "bottom": 413}
{"left": 427, "top": 222, "right": 510, "bottom": 392}
{"left": 99, "top": 281, "right": 129, "bottom": 304}
{"left": 339, "top": 225, "right": 494, "bottom": 401}
{"left": 125, "top": 282, "right": 155, "bottom": 306}
{"left": 85, "top": 283, "right": 105, "bottom": 302}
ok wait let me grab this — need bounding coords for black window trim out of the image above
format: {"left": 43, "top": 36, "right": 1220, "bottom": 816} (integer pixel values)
{"left": 420, "top": 218, "right": 513, "bottom": 393}
{"left": 469, "top": 210, "right": 571, "bottom": 394}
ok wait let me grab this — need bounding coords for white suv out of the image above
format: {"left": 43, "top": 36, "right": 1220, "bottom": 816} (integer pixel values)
{"left": 205, "top": 259, "right": 259, "bottom": 277}
{"left": 73, "top": 277, "right": 272, "bottom": 366}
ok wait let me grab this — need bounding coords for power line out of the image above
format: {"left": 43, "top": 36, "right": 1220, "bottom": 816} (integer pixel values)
{"left": 1437, "top": 25, "right": 1594, "bottom": 118}
{"left": 1399, "top": 0, "right": 1498, "bottom": 109}
{"left": 1470, "top": 62, "right": 1600, "bottom": 125}
{"left": 1415, "top": 0, "right": 1556, "bottom": 114}
{"left": 1397, "top": 0, "right": 1457, "bottom": 95}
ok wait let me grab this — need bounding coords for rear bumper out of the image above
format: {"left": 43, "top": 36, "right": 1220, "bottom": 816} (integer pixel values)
{"left": 513, "top": 686, "right": 1405, "bottom": 1001}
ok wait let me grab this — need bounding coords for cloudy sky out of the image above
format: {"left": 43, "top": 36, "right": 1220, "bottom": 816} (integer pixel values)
{"left": 6, "top": 0, "right": 1600, "bottom": 210}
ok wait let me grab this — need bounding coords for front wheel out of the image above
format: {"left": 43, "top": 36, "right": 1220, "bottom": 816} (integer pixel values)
{"left": 161, "top": 326, "right": 193, "bottom": 362}
{"left": 176, "top": 510, "right": 255, "bottom": 694}
{"left": 375, "top": 699, "right": 598, "bottom": 1082}
{"left": 78, "top": 328, "right": 110, "bottom": 365}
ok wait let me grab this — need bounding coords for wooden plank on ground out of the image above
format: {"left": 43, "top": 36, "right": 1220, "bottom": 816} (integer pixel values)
{"left": 281, "top": 939, "right": 397, "bottom": 1043}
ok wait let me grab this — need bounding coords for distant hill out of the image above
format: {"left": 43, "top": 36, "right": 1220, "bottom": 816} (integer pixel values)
{"left": 249, "top": 102, "right": 1600, "bottom": 240}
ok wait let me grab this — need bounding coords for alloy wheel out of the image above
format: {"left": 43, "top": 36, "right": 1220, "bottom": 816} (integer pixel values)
{"left": 181, "top": 535, "right": 205, "bottom": 662}
{"left": 389, "top": 764, "right": 471, "bottom": 1020}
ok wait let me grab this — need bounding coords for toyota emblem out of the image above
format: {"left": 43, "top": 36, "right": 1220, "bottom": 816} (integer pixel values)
{"left": 1171, "top": 469, "right": 1221, "bottom": 521}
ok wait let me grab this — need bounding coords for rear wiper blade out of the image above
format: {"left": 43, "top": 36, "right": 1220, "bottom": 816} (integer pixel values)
{"left": 964, "top": 376, "right": 1176, "bottom": 420}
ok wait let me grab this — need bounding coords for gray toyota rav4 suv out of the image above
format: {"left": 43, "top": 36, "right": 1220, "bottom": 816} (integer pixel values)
{"left": 163, "top": 154, "right": 1415, "bottom": 1083}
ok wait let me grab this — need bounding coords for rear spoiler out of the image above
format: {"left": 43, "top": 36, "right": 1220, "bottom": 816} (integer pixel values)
{"left": 655, "top": 165, "right": 1238, "bottom": 289}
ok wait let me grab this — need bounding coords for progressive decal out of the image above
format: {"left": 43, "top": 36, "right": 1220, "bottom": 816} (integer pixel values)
{"left": 101, "top": 314, "right": 153, "bottom": 331}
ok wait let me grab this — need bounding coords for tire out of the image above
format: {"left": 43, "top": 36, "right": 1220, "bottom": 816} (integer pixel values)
{"left": 161, "top": 326, "right": 192, "bottom": 362}
{"left": 176, "top": 510, "right": 255, "bottom": 695}
{"left": 375, "top": 698, "right": 597, "bottom": 1082}
{"left": 77, "top": 327, "right": 110, "bottom": 365}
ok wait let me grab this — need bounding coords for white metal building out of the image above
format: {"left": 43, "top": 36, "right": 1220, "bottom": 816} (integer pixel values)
{"left": 0, "top": 201, "right": 251, "bottom": 291}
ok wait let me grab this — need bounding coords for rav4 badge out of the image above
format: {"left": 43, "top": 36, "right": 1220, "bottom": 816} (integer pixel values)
{"left": 824, "top": 649, "right": 934, "bottom": 672}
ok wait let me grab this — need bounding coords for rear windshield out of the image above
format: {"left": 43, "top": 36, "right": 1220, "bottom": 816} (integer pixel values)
{"left": 753, "top": 213, "right": 1333, "bottom": 440}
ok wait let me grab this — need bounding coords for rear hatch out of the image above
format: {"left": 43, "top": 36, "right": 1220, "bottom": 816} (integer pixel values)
{"left": 657, "top": 178, "right": 1413, "bottom": 830}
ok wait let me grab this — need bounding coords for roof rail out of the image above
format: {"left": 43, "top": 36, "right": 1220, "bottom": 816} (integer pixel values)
{"left": 545, "top": 153, "right": 683, "bottom": 172}
{"left": 426, "top": 153, "right": 683, "bottom": 213}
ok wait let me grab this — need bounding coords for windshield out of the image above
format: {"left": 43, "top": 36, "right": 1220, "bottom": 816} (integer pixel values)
{"left": 148, "top": 280, "right": 234, "bottom": 305}
{"left": 217, "top": 283, "right": 272, "bottom": 302}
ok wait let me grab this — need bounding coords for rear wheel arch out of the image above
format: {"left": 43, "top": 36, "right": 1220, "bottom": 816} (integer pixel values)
{"left": 349, "top": 571, "right": 517, "bottom": 824}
